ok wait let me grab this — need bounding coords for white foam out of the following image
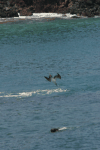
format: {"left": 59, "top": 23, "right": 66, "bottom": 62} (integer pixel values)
{"left": 58, "top": 126, "right": 80, "bottom": 131}
{"left": 18, "top": 12, "right": 78, "bottom": 19}
{"left": 0, "top": 13, "right": 80, "bottom": 23}
{"left": 94, "top": 15, "right": 100, "bottom": 18}
{"left": 1, "top": 13, "right": 100, "bottom": 23}
{"left": 0, "top": 88, "right": 68, "bottom": 98}
{"left": 59, "top": 127, "right": 67, "bottom": 131}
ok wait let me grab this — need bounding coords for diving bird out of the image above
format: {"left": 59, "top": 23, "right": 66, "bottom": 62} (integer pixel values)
{"left": 44, "top": 73, "right": 61, "bottom": 86}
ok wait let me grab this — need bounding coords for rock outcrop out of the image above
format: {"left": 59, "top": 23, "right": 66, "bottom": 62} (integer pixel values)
{"left": 0, "top": 0, "right": 100, "bottom": 18}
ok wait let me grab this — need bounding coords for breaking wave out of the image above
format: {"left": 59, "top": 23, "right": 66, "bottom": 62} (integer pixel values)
{"left": 0, "top": 88, "right": 68, "bottom": 98}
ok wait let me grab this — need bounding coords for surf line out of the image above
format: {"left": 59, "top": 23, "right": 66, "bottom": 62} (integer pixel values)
{"left": 51, "top": 127, "right": 67, "bottom": 133}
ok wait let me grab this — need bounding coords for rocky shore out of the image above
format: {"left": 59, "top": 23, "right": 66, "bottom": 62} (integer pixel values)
{"left": 0, "top": 0, "right": 100, "bottom": 18}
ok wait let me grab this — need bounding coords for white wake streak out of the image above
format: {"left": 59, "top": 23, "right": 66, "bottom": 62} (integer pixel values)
{"left": 59, "top": 127, "right": 67, "bottom": 131}
{"left": 0, "top": 88, "right": 68, "bottom": 98}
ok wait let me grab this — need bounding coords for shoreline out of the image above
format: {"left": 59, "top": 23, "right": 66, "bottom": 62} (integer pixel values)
{"left": 0, "top": 13, "right": 80, "bottom": 24}
{"left": 1, "top": 0, "right": 100, "bottom": 20}
{"left": 0, "top": 12, "right": 100, "bottom": 24}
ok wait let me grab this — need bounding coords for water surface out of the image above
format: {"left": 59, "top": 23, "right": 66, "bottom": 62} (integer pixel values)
{"left": 0, "top": 17, "right": 100, "bottom": 150}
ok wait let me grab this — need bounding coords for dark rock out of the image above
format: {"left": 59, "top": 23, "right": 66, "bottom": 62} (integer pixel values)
{"left": 0, "top": 0, "right": 100, "bottom": 18}
{"left": 95, "top": 6, "right": 100, "bottom": 15}
{"left": 95, "top": 0, "right": 100, "bottom": 4}
{"left": 0, "top": 10, "right": 6, "bottom": 17}
{"left": 23, "top": 0, "right": 33, "bottom": 6}
{"left": 0, "top": 4, "right": 3, "bottom": 9}
{"left": 68, "top": 1, "right": 73, "bottom": 8}
{"left": 43, "top": 4, "right": 52, "bottom": 12}
{"left": 10, "top": 0, "right": 26, "bottom": 8}
{"left": 19, "top": 7, "right": 32, "bottom": 16}
{"left": 82, "top": 9, "right": 94, "bottom": 17}
{"left": 86, "top": 0, "right": 93, "bottom": 5}
{"left": 29, "top": 6, "right": 34, "bottom": 12}
{"left": 7, "top": 9, "right": 18, "bottom": 17}
{"left": 59, "top": 4, "right": 65, "bottom": 8}
{"left": 4, "top": 6, "right": 10, "bottom": 11}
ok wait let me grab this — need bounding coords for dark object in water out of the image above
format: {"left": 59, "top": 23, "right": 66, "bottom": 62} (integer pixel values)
{"left": 51, "top": 128, "right": 59, "bottom": 132}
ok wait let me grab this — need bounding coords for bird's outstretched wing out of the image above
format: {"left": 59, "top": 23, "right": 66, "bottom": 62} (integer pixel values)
{"left": 54, "top": 73, "right": 61, "bottom": 79}
{"left": 44, "top": 76, "right": 51, "bottom": 82}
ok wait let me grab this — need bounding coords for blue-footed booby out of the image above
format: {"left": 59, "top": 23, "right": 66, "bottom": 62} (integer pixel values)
{"left": 44, "top": 73, "right": 61, "bottom": 86}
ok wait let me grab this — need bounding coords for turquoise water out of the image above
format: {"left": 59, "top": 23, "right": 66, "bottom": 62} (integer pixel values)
{"left": 0, "top": 18, "right": 100, "bottom": 150}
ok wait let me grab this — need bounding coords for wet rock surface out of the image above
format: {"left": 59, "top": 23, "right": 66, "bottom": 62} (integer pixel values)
{"left": 0, "top": 0, "right": 100, "bottom": 18}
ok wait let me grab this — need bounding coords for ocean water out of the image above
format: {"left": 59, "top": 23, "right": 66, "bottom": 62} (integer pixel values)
{"left": 0, "top": 17, "right": 100, "bottom": 150}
